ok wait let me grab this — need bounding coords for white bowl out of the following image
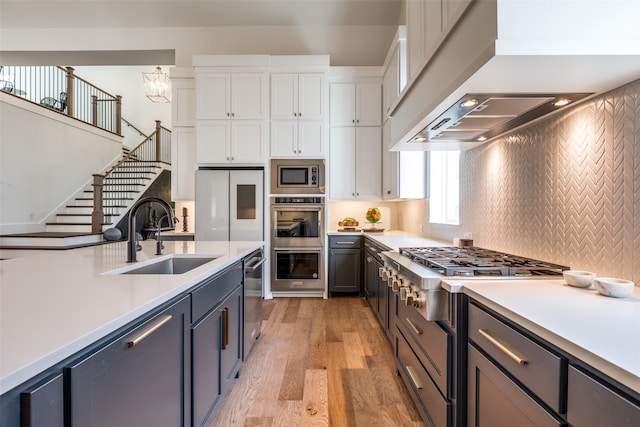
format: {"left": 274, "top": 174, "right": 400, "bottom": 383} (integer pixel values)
{"left": 593, "top": 277, "right": 635, "bottom": 298}
{"left": 563, "top": 270, "right": 595, "bottom": 288}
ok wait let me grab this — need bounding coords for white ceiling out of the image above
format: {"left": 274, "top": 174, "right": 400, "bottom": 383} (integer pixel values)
{"left": 0, "top": 0, "right": 404, "bottom": 66}
{"left": 0, "top": 0, "right": 403, "bottom": 29}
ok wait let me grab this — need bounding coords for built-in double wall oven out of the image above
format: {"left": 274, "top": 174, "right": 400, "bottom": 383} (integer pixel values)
{"left": 270, "top": 196, "right": 324, "bottom": 291}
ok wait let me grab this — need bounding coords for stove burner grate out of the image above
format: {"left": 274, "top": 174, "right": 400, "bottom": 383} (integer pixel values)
{"left": 400, "top": 246, "right": 569, "bottom": 277}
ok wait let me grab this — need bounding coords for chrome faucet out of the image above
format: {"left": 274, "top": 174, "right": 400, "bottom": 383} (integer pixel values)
{"left": 127, "top": 197, "right": 176, "bottom": 262}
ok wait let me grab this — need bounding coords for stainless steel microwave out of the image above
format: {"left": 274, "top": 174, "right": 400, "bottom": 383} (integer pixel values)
{"left": 270, "top": 159, "right": 325, "bottom": 194}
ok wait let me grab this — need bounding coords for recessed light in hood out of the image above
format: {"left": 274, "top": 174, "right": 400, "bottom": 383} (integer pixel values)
{"left": 409, "top": 93, "right": 592, "bottom": 144}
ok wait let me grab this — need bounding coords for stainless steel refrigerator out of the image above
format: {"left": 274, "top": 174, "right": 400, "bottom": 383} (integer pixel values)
{"left": 195, "top": 168, "right": 264, "bottom": 241}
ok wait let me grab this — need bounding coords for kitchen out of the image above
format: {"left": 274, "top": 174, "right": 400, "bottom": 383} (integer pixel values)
{"left": 1, "top": 1, "right": 640, "bottom": 426}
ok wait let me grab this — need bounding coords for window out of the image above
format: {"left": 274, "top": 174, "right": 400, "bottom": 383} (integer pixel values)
{"left": 429, "top": 151, "right": 460, "bottom": 225}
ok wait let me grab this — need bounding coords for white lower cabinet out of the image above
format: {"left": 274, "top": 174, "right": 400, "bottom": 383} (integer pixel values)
{"left": 196, "top": 120, "right": 265, "bottom": 164}
{"left": 270, "top": 120, "right": 325, "bottom": 157}
{"left": 329, "top": 127, "right": 381, "bottom": 200}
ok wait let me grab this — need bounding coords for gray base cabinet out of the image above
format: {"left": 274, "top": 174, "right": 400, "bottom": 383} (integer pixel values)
{"left": 191, "top": 262, "right": 243, "bottom": 427}
{"left": 467, "top": 300, "right": 640, "bottom": 427}
{"left": 66, "top": 295, "right": 191, "bottom": 427}
{"left": 567, "top": 366, "right": 640, "bottom": 427}
{"left": 363, "top": 237, "right": 388, "bottom": 333}
{"left": 20, "top": 373, "right": 64, "bottom": 427}
{"left": 467, "top": 345, "right": 564, "bottom": 427}
{"left": 328, "top": 235, "right": 362, "bottom": 295}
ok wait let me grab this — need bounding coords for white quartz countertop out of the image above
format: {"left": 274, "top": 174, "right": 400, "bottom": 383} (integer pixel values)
{"left": 0, "top": 240, "right": 263, "bottom": 394}
{"left": 443, "top": 278, "right": 640, "bottom": 393}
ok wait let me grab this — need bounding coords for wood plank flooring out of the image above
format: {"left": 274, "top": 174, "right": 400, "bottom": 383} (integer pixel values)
{"left": 209, "top": 296, "right": 424, "bottom": 427}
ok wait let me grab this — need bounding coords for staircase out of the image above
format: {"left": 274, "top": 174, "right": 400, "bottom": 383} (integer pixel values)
{"left": 45, "top": 159, "right": 165, "bottom": 233}
{"left": 0, "top": 121, "right": 171, "bottom": 258}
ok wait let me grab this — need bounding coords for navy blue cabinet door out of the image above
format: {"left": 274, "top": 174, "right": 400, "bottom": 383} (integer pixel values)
{"left": 66, "top": 296, "right": 190, "bottom": 427}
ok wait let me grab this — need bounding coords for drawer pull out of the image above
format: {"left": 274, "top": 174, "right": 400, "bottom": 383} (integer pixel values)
{"left": 405, "top": 318, "right": 423, "bottom": 335}
{"left": 405, "top": 366, "right": 424, "bottom": 390}
{"left": 335, "top": 241, "right": 355, "bottom": 245}
{"left": 222, "top": 307, "right": 229, "bottom": 350}
{"left": 127, "top": 315, "right": 172, "bottom": 348}
{"left": 478, "top": 328, "right": 528, "bottom": 366}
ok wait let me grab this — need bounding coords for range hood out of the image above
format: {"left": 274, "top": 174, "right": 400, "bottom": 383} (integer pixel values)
{"left": 389, "top": 0, "right": 640, "bottom": 152}
{"left": 409, "top": 92, "right": 592, "bottom": 145}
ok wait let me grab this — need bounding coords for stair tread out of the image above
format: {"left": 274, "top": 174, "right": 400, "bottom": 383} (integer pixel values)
{"left": 46, "top": 222, "right": 112, "bottom": 226}
{"left": 57, "top": 213, "right": 115, "bottom": 217}
{"left": 0, "top": 232, "right": 102, "bottom": 238}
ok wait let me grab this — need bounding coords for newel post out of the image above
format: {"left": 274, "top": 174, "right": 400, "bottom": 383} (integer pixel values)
{"left": 115, "top": 95, "right": 122, "bottom": 135}
{"left": 92, "top": 174, "right": 105, "bottom": 233}
{"left": 155, "top": 120, "right": 162, "bottom": 162}
{"left": 91, "top": 95, "right": 98, "bottom": 126}
{"left": 65, "top": 67, "right": 74, "bottom": 117}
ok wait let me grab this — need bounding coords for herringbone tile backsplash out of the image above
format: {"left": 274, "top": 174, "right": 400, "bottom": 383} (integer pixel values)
{"left": 400, "top": 78, "right": 640, "bottom": 285}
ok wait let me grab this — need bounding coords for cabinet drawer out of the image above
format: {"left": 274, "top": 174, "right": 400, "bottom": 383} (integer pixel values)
{"left": 396, "top": 327, "right": 450, "bottom": 427}
{"left": 468, "top": 303, "right": 564, "bottom": 413}
{"left": 567, "top": 366, "right": 640, "bottom": 426}
{"left": 397, "top": 301, "right": 450, "bottom": 397}
{"left": 192, "top": 262, "right": 242, "bottom": 323}
{"left": 329, "top": 235, "right": 362, "bottom": 249}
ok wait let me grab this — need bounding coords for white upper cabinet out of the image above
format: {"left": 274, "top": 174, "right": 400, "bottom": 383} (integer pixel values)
{"left": 196, "top": 72, "right": 266, "bottom": 120}
{"left": 330, "top": 82, "right": 381, "bottom": 127}
{"left": 171, "top": 77, "right": 196, "bottom": 127}
{"left": 271, "top": 73, "right": 325, "bottom": 120}
{"left": 270, "top": 121, "right": 324, "bottom": 158}
{"left": 383, "top": 45, "right": 400, "bottom": 123}
{"left": 196, "top": 120, "right": 265, "bottom": 164}
{"left": 171, "top": 127, "right": 196, "bottom": 200}
{"left": 329, "top": 127, "right": 381, "bottom": 200}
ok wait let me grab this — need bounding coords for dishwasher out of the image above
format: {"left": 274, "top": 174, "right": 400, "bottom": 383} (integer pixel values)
{"left": 243, "top": 248, "right": 265, "bottom": 360}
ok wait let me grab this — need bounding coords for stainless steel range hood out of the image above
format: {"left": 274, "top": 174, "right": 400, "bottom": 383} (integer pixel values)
{"left": 389, "top": 0, "right": 640, "bottom": 152}
{"left": 409, "top": 92, "right": 592, "bottom": 145}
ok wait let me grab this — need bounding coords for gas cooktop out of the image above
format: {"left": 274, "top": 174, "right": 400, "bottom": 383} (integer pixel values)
{"left": 399, "top": 246, "right": 569, "bottom": 278}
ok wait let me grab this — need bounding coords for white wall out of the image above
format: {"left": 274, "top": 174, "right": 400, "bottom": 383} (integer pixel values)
{"left": 0, "top": 94, "right": 122, "bottom": 234}
{"left": 72, "top": 66, "right": 172, "bottom": 138}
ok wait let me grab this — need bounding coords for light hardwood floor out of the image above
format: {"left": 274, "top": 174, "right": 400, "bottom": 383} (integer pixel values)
{"left": 209, "top": 296, "right": 425, "bottom": 427}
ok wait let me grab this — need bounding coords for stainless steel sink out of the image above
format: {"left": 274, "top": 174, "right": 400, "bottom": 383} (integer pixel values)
{"left": 119, "top": 256, "right": 219, "bottom": 275}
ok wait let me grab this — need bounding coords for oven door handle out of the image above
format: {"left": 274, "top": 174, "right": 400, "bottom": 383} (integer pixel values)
{"left": 245, "top": 257, "right": 266, "bottom": 272}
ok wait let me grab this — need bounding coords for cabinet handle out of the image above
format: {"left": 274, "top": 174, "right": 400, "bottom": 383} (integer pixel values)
{"left": 293, "top": 112, "right": 297, "bottom": 117}
{"left": 352, "top": 119, "right": 355, "bottom": 124}
{"left": 387, "top": 190, "right": 391, "bottom": 194}
{"left": 222, "top": 307, "right": 229, "bottom": 350}
{"left": 299, "top": 112, "right": 302, "bottom": 117}
{"left": 335, "top": 241, "right": 355, "bottom": 245}
{"left": 226, "top": 112, "right": 230, "bottom": 117}
{"left": 127, "top": 315, "right": 172, "bottom": 348}
{"left": 356, "top": 119, "right": 360, "bottom": 124}
{"left": 478, "top": 329, "right": 529, "bottom": 366}
{"left": 405, "top": 366, "right": 424, "bottom": 390}
{"left": 405, "top": 318, "right": 423, "bottom": 335}
{"left": 231, "top": 112, "right": 235, "bottom": 117}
